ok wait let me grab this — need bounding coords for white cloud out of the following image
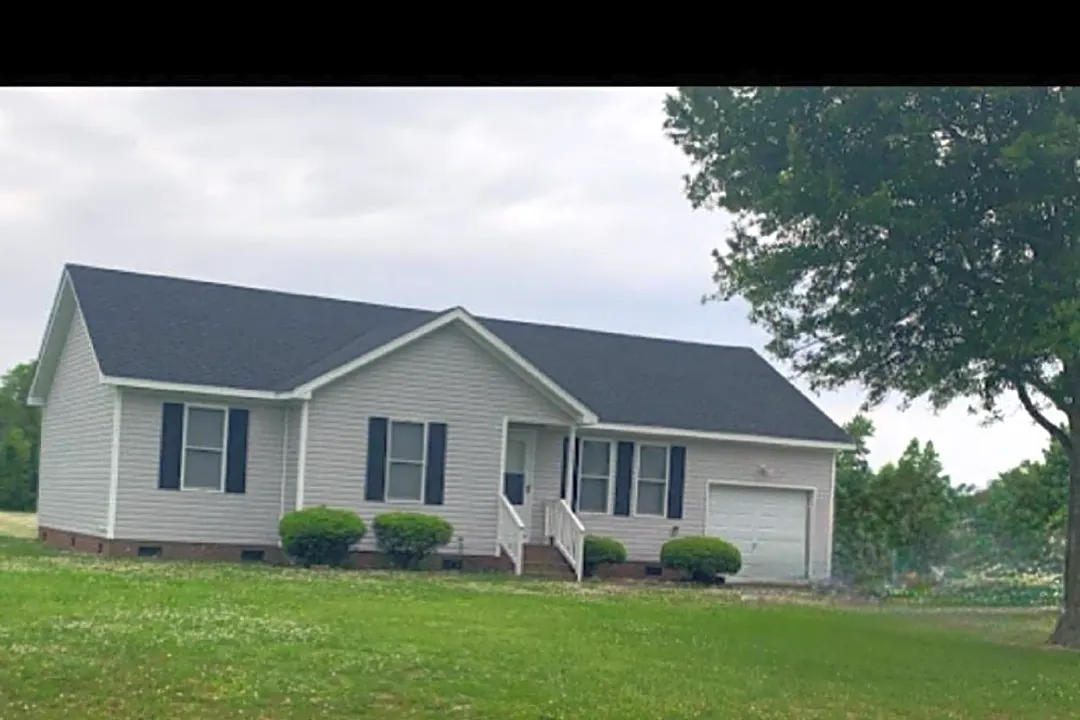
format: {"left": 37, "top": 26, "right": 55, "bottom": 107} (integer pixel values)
{"left": 0, "top": 87, "right": 1053, "bottom": 487}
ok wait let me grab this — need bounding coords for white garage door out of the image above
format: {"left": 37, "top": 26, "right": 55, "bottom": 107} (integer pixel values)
{"left": 706, "top": 484, "right": 810, "bottom": 582}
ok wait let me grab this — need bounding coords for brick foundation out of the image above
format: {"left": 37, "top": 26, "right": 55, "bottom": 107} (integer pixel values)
{"left": 594, "top": 559, "right": 683, "bottom": 582}
{"left": 42, "top": 527, "right": 781, "bottom": 584}
{"left": 38, "top": 526, "right": 514, "bottom": 573}
{"left": 346, "top": 549, "right": 513, "bottom": 573}
{"left": 39, "top": 527, "right": 110, "bottom": 556}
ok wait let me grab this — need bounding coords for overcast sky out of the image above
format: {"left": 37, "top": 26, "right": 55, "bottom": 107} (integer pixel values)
{"left": 0, "top": 87, "right": 1055, "bottom": 487}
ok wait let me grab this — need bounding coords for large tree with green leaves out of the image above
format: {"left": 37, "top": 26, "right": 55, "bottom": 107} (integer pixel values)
{"left": 831, "top": 414, "right": 890, "bottom": 583}
{"left": 664, "top": 87, "right": 1080, "bottom": 646}
{"left": 0, "top": 361, "right": 40, "bottom": 511}
{"left": 874, "top": 439, "right": 957, "bottom": 574}
{"left": 976, "top": 440, "right": 1069, "bottom": 571}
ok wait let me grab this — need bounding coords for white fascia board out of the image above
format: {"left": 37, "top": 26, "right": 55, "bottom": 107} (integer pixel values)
{"left": 99, "top": 376, "right": 300, "bottom": 401}
{"left": 584, "top": 422, "right": 856, "bottom": 452}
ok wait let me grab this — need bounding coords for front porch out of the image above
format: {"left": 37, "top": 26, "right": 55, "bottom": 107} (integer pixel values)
{"left": 495, "top": 421, "right": 587, "bottom": 581}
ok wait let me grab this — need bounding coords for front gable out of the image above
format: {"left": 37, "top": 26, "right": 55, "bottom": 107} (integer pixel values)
{"left": 292, "top": 308, "right": 597, "bottom": 422}
{"left": 29, "top": 270, "right": 102, "bottom": 406}
{"left": 309, "top": 322, "right": 575, "bottom": 426}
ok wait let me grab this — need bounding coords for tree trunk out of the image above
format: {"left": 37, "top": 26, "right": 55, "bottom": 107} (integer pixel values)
{"left": 1049, "top": 421, "right": 1080, "bottom": 647}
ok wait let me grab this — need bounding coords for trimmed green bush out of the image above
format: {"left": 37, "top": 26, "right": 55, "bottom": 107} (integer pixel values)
{"left": 279, "top": 506, "right": 366, "bottom": 568}
{"left": 373, "top": 512, "right": 454, "bottom": 569}
{"left": 661, "top": 536, "right": 742, "bottom": 583}
{"left": 583, "top": 535, "right": 627, "bottom": 577}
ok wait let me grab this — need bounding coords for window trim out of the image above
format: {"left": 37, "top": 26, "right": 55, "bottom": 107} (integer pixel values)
{"left": 633, "top": 443, "right": 669, "bottom": 517}
{"left": 385, "top": 419, "right": 429, "bottom": 503}
{"left": 179, "top": 403, "right": 229, "bottom": 493}
{"left": 576, "top": 437, "right": 615, "bottom": 515}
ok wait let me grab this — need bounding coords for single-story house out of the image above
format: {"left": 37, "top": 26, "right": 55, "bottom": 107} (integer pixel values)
{"left": 28, "top": 264, "right": 853, "bottom": 582}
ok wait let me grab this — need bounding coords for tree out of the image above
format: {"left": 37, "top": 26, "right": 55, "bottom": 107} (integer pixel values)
{"left": 975, "top": 441, "right": 1068, "bottom": 571}
{"left": 664, "top": 87, "right": 1080, "bottom": 646}
{"left": 831, "top": 414, "right": 890, "bottom": 583}
{"left": 874, "top": 439, "right": 957, "bottom": 573}
{"left": 0, "top": 361, "right": 40, "bottom": 511}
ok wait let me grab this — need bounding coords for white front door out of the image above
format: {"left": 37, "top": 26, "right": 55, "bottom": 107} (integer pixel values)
{"left": 503, "top": 430, "right": 536, "bottom": 536}
{"left": 706, "top": 484, "right": 810, "bottom": 581}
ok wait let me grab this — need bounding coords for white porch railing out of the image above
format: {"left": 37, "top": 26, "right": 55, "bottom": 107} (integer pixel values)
{"left": 497, "top": 494, "right": 527, "bottom": 575}
{"left": 545, "top": 499, "right": 586, "bottom": 582}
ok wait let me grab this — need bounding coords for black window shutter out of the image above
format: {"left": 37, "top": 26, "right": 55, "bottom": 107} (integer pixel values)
{"left": 424, "top": 422, "right": 447, "bottom": 505}
{"left": 571, "top": 437, "right": 582, "bottom": 512}
{"left": 365, "top": 417, "right": 389, "bottom": 502}
{"left": 667, "top": 445, "right": 687, "bottom": 519}
{"left": 560, "top": 437, "right": 569, "bottom": 499}
{"left": 613, "top": 441, "right": 634, "bottom": 516}
{"left": 225, "top": 408, "right": 249, "bottom": 494}
{"left": 158, "top": 402, "right": 184, "bottom": 490}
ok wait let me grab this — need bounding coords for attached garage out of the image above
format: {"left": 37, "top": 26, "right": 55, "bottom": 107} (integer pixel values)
{"left": 705, "top": 483, "right": 812, "bottom": 582}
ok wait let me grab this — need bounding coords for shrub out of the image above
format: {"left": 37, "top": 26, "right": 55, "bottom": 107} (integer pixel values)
{"left": 279, "top": 506, "right": 366, "bottom": 568}
{"left": 373, "top": 513, "right": 454, "bottom": 569}
{"left": 660, "top": 536, "right": 742, "bottom": 583}
{"left": 583, "top": 535, "right": 627, "bottom": 577}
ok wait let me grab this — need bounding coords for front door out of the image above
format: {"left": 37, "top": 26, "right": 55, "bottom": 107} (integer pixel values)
{"left": 503, "top": 429, "right": 536, "bottom": 536}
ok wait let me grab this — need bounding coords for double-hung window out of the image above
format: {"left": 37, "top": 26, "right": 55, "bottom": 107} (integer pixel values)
{"left": 578, "top": 439, "right": 612, "bottom": 513}
{"left": 635, "top": 444, "right": 668, "bottom": 516}
{"left": 182, "top": 406, "right": 228, "bottom": 491}
{"left": 387, "top": 421, "right": 426, "bottom": 501}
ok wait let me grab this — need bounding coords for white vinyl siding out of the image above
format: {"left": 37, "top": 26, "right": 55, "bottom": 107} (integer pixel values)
{"left": 530, "top": 428, "right": 836, "bottom": 581}
{"left": 37, "top": 307, "right": 113, "bottom": 536}
{"left": 113, "top": 390, "right": 286, "bottom": 545}
{"left": 304, "top": 323, "right": 575, "bottom": 557}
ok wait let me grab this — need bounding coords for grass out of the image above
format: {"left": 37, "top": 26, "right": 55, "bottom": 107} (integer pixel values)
{"left": 0, "top": 533, "right": 1078, "bottom": 719}
{"left": 0, "top": 511, "right": 36, "bottom": 538}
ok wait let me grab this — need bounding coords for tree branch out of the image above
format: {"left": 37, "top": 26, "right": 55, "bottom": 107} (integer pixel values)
{"left": 1015, "top": 382, "right": 1072, "bottom": 450}
{"left": 1021, "top": 370, "right": 1071, "bottom": 414}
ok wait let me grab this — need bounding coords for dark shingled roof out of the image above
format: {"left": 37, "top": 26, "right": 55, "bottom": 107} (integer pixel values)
{"left": 64, "top": 264, "right": 850, "bottom": 444}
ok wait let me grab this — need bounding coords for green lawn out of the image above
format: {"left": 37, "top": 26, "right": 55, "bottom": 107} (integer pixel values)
{"left": 0, "top": 535, "right": 1077, "bottom": 719}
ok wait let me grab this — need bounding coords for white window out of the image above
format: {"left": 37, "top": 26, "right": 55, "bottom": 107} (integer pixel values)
{"left": 387, "top": 420, "right": 426, "bottom": 501}
{"left": 182, "top": 406, "right": 227, "bottom": 491}
{"left": 578, "top": 439, "right": 612, "bottom": 513}
{"left": 635, "top": 444, "right": 668, "bottom": 516}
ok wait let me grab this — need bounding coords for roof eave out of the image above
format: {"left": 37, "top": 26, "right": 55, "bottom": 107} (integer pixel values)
{"left": 100, "top": 376, "right": 307, "bottom": 402}
{"left": 583, "top": 422, "right": 855, "bottom": 452}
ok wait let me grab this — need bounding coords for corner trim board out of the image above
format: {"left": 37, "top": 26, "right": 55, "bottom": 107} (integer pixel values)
{"left": 825, "top": 450, "right": 837, "bottom": 579}
{"left": 295, "top": 401, "right": 310, "bottom": 510}
{"left": 496, "top": 416, "right": 509, "bottom": 555}
{"left": 105, "top": 386, "right": 122, "bottom": 539}
{"left": 279, "top": 408, "right": 290, "bottom": 519}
